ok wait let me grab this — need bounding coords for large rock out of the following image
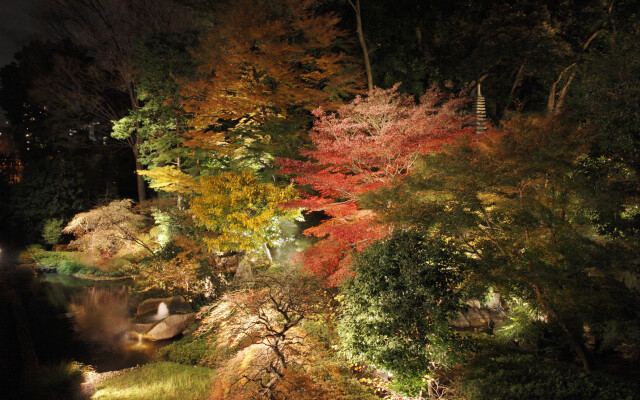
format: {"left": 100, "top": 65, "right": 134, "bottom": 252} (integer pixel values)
{"left": 452, "top": 313, "right": 470, "bottom": 329}
{"left": 233, "top": 258, "right": 254, "bottom": 283}
{"left": 144, "top": 313, "right": 196, "bottom": 340}
{"left": 130, "top": 322, "right": 156, "bottom": 334}
{"left": 136, "top": 296, "right": 192, "bottom": 317}
{"left": 452, "top": 296, "right": 507, "bottom": 329}
{"left": 465, "top": 307, "right": 491, "bottom": 327}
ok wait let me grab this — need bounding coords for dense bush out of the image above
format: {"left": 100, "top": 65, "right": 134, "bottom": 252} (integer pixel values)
{"left": 18, "top": 246, "right": 131, "bottom": 277}
{"left": 338, "top": 229, "right": 472, "bottom": 395}
{"left": 62, "top": 199, "right": 153, "bottom": 260}
{"left": 57, "top": 259, "right": 86, "bottom": 275}
{"left": 25, "top": 361, "right": 86, "bottom": 400}
{"left": 42, "top": 218, "right": 64, "bottom": 246}
{"left": 19, "top": 246, "right": 79, "bottom": 270}
{"left": 461, "top": 352, "right": 640, "bottom": 400}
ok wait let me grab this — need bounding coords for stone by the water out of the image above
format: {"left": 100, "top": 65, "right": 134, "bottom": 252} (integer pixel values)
{"left": 136, "top": 295, "right": 192, "bottom": 317}
{"left": 143, "top": 313, "right": 196, "bottom": 341}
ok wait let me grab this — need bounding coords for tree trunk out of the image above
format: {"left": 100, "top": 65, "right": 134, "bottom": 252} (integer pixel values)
{"left": 350, "top": 0, "right": 373, "bottom": 92}
{"left": 503, "top": 63, "right": 525, "bottom": 116}
{"left": 427, "top": 378, "right": 436, "bottom": 399}
{"left": 126, "top": 82, "right": 146, "bottom": 203}
{"left": 263, "top": 243, "right": 273, "bottom": 265}
{"left": 525, "top": 278, "right": 590, "bottom": 370}
{"left": 547, "top": 63, "right": 575, "bottom": 114}
{"left": 176, "top": 156, "right": 183, "bottom": 210}
{"left": 133, "top": 137, "right": 146, "bottom": 202}
{"left": 548, "top": 27, "right": 602, "bottom": 115}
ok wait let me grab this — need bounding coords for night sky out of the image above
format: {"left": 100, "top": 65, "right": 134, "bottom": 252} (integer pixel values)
{"left": 0, "top": 0, "right": 43, "bottom": 125}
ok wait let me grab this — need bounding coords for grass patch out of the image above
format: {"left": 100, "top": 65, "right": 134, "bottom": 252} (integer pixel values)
{"left": 18, "top": 245, "right": 131, "bottom": 277}
{"left": 57, "top": 259, "right": 87, "bottom": 275}
{"left": 91, "top": 362, "right": 215, "bottom": 400}
{"left": 156, "top": 322, "right": 232, "bottom": 368}
{"left": 19, "top": 245, "right": 81, "bottom": 270}
{"left": 156, "top": 331, "right": 212, "bottom": 366}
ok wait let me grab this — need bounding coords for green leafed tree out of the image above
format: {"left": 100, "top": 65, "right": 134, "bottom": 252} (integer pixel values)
{"left": 111, "top": 31, "right": 198, "bottom": 171}
{"left": 338, "top": 229, "right": 471, "bottom": 395}
{"left": 42, "top": 218, "right": 64, "bottom": 246}
{"left": 366, "top": 114, "right": 640, "bottom": 370}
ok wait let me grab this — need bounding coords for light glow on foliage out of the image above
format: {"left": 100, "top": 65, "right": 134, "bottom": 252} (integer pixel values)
{"left": 180, "top": 0, "right": 362, "bottom": 154}
{"left": 140, "top": 167, "right": 300, "bottom": 256}
{"left": 278, "top": 85, "right": 472, "bottom": 284}
{"left": 150, "top": 209, "right": 172, "bottom": 248}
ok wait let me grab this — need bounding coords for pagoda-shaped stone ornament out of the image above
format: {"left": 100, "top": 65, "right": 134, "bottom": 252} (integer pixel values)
{"left": 475, "top": 83, "right": 487, "bottom": 133}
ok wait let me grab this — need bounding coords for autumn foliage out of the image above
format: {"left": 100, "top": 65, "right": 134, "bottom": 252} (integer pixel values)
{"left": 181, "top": 0, "right": 362, "bottom": 152}
{"left": 140, "top": 167, "right": 299, "bottom": 257}
{"left": 62, "top": 199, "right": 153, "bottom": 260}
{"left": 278, "top": 85, "right": 472, "bottom": 283}
{"left": 198, "top": 271, "right": 375, "bottom": 400}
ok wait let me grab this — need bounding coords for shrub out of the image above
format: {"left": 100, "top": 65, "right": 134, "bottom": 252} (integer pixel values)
{"left": 460, "top": 352, "right": 640, "bottom": 400}
{"left": 338, "top": 229, "right": 472, "bottom": 395}
{"left": 38, "top": 253, "right": 69, "bottom": 269}
{"left": 19, "top": 246, "right": 83, "bottom": 271}
{"left": 495, "top": 303, "right": 548, "bottom": 349}
{"left": 598, "top": 319, "right": 640, "bottom": 362}
{"left": 42, "top": 218, "right": 64, "bottom": 246}
{"left": 57, "top": 259, "right": 86, "bottom": 275}
{"left": 63, "top": 199, "right": 154, "bottom": 260}
{"left": 301, "top": 318, "right": 335, "bottom": 349}
{"left": 25, "top": 361, "right": 86, "bottom": 400}
{"left": 98, "top": 257, "right": 135, "bottom": 276}
{"left": 156, "top": 333, "right": 212, "bottom": 366}
{"left": 18, "top": 245, "right": 45, "bottom": 266}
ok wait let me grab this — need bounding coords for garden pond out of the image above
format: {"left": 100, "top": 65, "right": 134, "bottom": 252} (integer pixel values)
{"left": 35, "top": 273, "right": 173, "bottom": 372}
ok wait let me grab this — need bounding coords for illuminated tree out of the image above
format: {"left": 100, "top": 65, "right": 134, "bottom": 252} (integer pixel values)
{"left": 370, "top": 115, "right": 640, "bottom": 370}
{"left": 111, "top": 32, "right": 198, "bottom": 171}
{"left": 278, "top": 85, "right": 471, "bottom": 283}
{"left": 339, "top": 230, "right": 470, "bottom": 396}
{"left": 141, "top": 167, "right": 300, "bottom": 261}
{"left": 206, "top": 272, "right": 326, "bottom": 400}
{"left": 62, "top": 199, "right": 153, "bottom": 260}
{"left": 180, "top": 0, "right": 362, "bottom": 155}
{"left": 136, "top": 234, "right": 223, "bottom": 297}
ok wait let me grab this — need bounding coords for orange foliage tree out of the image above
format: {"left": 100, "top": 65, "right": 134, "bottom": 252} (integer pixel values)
{"left": 180, "top": 0, "right": 362, "bottom": 153}
{"left": 204, "top": 272, "right": 327, "bottom": 400}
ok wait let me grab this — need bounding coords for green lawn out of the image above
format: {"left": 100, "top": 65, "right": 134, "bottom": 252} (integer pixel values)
{"left": 91, "top": 362, "right": 216, "bottom": 400}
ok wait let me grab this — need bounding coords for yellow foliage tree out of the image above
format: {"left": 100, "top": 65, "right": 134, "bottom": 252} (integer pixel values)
{"left": 140, "top": 167, "right": 300, "bottom": 260}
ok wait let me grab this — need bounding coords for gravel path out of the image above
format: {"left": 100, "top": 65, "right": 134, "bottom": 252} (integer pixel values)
{"left": 80, "top": 366, "right": 140, "bottom": 398}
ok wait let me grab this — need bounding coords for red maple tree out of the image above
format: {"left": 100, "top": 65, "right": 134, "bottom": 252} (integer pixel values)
{"left": 278, "top": 84, "right": 472, "bottom": 284}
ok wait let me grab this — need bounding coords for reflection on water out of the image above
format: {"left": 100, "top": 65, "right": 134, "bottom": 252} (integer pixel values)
{"left": 39, "top": 274, "right": 169, "bottom": 372}
{"left": 69, "top": 287, "right": 130, "bottom": 348}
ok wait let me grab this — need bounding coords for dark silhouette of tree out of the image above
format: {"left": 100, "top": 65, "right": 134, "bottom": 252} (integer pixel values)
{"left": 36, "top": 0, "right": 196, "bottom": 202}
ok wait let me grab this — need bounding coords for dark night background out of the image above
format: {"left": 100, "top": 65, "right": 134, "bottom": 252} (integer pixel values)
{"left": 0, "top": 0, "right": 43, "bottom": 125}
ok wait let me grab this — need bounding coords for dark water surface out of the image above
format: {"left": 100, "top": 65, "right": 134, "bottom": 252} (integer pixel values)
{"left": 37, "top": 273, "right": 170, "bottom": 372}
